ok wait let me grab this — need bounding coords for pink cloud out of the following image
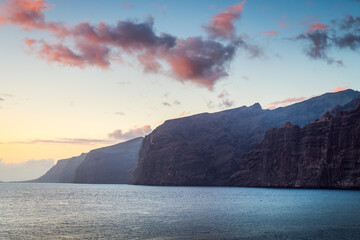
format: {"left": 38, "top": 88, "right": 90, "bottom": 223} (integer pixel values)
{"left": 174, "top": 111, "right": 191, "bottom": 119}
{"left": 108, "top": 125, "right": 152, "bottom": 140}
{"left": 204, "top": 1, "right": 246, "bottom": 39}
{"left": 306, "top": 23, "right": 328, "bottom": 33}
{"left": 218, "top": 90, "right": 229, "bottom": 98}
{"left": 164, "top": 37, "right": 236, "bottom": 90}
{"left": 262, "top": 30, "right": 278, "bottom": 36}
{"left": 217, "top": 90, "right": 234, "bottom": 108}
{"left": 0, "top": 0, "right": 51, "bottom": 29}
{"left": 0, "top": 0, "right": 67, "bottom": 35}
{"left": 268, "top": 96, "right": 306, "bottom": 109}
{"left": 0, "top": 15, "right": 5, "bottom": 25}
{"left": 0, "top": 0, "right": 261, "bottom": 90}
{"left": 32, "top": 40, "right": 110, "bottom": 68}
{"left": 24, "top": 37, "right": 36, "bottom": 50}
{"left": 330, "top": 86, "right": 347, "bottom": 93}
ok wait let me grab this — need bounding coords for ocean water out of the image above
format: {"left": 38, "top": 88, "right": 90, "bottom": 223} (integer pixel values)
{"left": 1, "top": 183, "right": 360, "bottom": 240}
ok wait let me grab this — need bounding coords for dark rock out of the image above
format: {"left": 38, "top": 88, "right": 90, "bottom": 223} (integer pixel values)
{"left": 230, "top": 106, "right": 360, "bottom": 189}
{"left": 74, "top": 137, "right": 143, "bottom": 184}
{"left": 134, "top": 89, "right": 359, "bottom": 186}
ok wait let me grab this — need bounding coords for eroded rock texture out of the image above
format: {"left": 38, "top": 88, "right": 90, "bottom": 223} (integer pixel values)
{"left": 230, "top": 105, "right": 360, "bottom": 189}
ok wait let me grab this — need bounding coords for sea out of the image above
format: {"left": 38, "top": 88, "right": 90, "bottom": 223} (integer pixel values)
{"left": 1, "top": 183, "right": 360, "bottom": 240}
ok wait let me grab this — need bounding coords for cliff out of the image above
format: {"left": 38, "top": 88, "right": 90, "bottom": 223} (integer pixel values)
{"left": 31, "top": 153, "right": 87, "bottom": 183}
{"left": 134, "top": 90, "right": 359, "bottom": 186}
{"left": 230, "top": 104, "right": 360, "bottom": 189}
{"left": 74, "top": 137, "right": 143, "bottom": 184}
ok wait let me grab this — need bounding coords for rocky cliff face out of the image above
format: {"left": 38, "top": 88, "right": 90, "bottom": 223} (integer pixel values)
{"left": 74, "top": 137, "right": 143, "bottom": 184}
{"left": 31, "top": 153, "right": 87, "bottom": 183}
{"left": 134, "top": 90, "right": 359, "bottom": 186}
{"left": 134, "top": 104, "right": 267, "bottom": 186}
{"left": 230, "top": 104, "right": 360, "bottom": 189}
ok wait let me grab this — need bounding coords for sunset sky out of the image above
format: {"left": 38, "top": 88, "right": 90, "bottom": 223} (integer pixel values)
{"left": 1, "top": 0, "right": 360, "bottom": 181}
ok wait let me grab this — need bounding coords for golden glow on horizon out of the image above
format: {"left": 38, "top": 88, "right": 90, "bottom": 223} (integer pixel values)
{"left": 0, "top": 142, "right": 111, "bottom": 164}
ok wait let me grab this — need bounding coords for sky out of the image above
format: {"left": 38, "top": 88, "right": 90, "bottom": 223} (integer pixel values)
{"left": 0, "top": 0, "right": 360, "bottom": 181}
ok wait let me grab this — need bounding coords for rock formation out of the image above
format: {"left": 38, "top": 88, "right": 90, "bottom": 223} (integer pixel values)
{"left": 230, "top": 104, "right": 360, "bottom": 189}
{"left": 134, "top": 90, "right": 359, "bottom": 186}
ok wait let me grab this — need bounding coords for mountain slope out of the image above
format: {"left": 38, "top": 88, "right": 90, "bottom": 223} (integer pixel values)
{"left": 331, "top": 94, "right": 360, "bottom": 115}
{"left": 134, "top": 89, "right": 359, "bottom": 186}
{"left": 31, "top": 153, "right": 87, "bottom": 183}
{"left": 230, "top": 104, "right": 360, "bottom": 189}
{"left": 74, "top": 137, "right": 143, "bottom": 184}
{"left": 269, "top": 89, "right": 360, "bottom": 127}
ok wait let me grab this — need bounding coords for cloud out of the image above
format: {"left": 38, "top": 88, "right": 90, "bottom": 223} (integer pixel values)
{"left": 295, "top": 30, "right": 343, "bottom": 66}
{"left": 162, "top": 102, "right": 171, "bottom": 107}
{"left": 122, "top": 2, "right": 134, "bottom": 9}
{"left": 262, "top": 30, "right": 278, "bottom": 36}
{"left": 165, "top": 37, "right": 239, "bottom": 89}
{"left": 174, "top": 111, "right": 191, "bottom": 119}
{"left": 217, "top": 90, "right": 234, "bottom": 108}
{"left": 218, "top": 98, "right": 234, "bottom": 108}
{"left": 330, "top": 86, "right": 347, "bottom": 93}
{"left": 0, "top": 97, "right": 4, "bottom": 101}
{"left": 0, "top": 92, "right": 13, "bottom": 97}
{"left": 0, "top": 158, "right": 54, "bottom": 182}
{"left": 115, "top": 112, "right": 125, "bottom": 116}
{"left": 1, "top": 0, "right": 262, "bottom": 90}
{"left": 0, "top": 0, "right": 51, "bottom": 29}
{"left": 295, "top": 15, "right": 360, "bottom": 65}
{"left": 333, "top": 15, "right": 360, "bottom": 31}
{"left": 296, "top": 30, "right": 330, "bottom": 60}
{"left": 203, "top": 1, "right": 246, "bottom": 39}
{"left": 268, "top": 96, "right": 306, "bottom": 109}
{"left": 335, "top": 33, "right": 360, "bottom": 50}
{"left": 4, "top": 138, "right": 114, "bottom": 145}
{"left": 30, "top": 39, "right": 111, "bottom": 68}
{"left": 108, "top": 125, "right": 152, "bottom": 140}
{"left": 206, "top": 100, "right": 215, "bottom": 109}
{"left": 206, "top": 92, "right": 235, "bottom": 109}
{"left": 306, "top": 23, "right": 328, "bottom": 33}
{"left": 218, "top": 90, "right": 229, "bottom": 99}
{"left": 173, "top": 100, "right": 181, "bottom": 105}
{"left": 0, "top": 0, "right": 67, "bottom": 34}
{"left": 241, "top": 75, "right": 249, "bottom": 80}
